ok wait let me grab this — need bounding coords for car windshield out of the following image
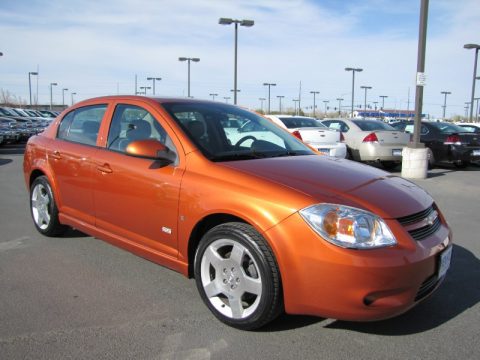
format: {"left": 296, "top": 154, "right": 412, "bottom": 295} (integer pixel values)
{"left": 0, "top": 108, "right": 16, "bottom": 116}
{"left": 352, "top": 120, "right": 396, "bottom": 131}
{"left": 161, "top": 102, "right": 315, "bottom": 162}
{"left": 278, "top": 117, "right": 325, "bottom": 129}
{"left": 429, "top": 122, "right": 469, "bottom": 134}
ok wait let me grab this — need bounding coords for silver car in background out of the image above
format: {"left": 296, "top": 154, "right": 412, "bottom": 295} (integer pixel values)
{"left": 322, "top": 118, "right": 410, "bottom": 169}
{"left": 265, "top": 115, "right": 347, "bottom": 158}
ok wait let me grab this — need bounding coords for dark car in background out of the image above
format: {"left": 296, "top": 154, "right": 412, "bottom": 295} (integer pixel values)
{"left": 392, "top": 121, "right": 480, "bottom": 168}
{"left": 0, "top": 117, "right": 20, "bottom": 143}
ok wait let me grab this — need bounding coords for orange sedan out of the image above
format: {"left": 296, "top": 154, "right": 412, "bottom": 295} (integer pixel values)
{"left": 24, "top": 96, "right": 452, "bottom": 330}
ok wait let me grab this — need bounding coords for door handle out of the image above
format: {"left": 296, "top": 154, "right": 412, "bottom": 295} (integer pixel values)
{"left": 96, "top": 163, "right": 113, "bottom": 174}
{"left": 50, "top": 150, "right": 62, "bottom": 160}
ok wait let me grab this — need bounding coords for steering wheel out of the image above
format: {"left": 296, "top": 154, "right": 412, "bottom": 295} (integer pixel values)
{"left": 234, "top": 135, "right": 257, "bottom": 148}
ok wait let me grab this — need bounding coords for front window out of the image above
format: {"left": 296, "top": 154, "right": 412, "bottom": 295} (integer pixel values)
{"left": 161, "top": 102, "right": 315, "bottom": 161}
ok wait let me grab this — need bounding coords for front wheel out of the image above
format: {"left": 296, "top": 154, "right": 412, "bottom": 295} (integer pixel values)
{"left": 30, "top": 176, "right": 67, "bottom": 236}
{"left": 194, "top": 223, "right": 283, "bottom": 330}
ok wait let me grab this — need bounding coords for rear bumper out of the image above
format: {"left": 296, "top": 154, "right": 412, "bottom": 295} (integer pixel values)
{"left": 264, "top": 212, "right": 452, "bottom": 321}
{"left": 357, "top": 143, "right": 404, "bottom": 162}
{"left": 309, "top": 142, "right": 347, "bottom": 159}
{"left": 446, "top": 145, "right": 480, "bottom": 163}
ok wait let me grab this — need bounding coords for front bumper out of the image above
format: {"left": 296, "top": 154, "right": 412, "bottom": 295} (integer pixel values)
{"left": 264, "top": 212, "right": 452, "bottom": 321}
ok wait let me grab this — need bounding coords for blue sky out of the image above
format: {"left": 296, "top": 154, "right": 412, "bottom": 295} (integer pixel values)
{"left": 0, "top": 0, "right": 479, "bottom": 118}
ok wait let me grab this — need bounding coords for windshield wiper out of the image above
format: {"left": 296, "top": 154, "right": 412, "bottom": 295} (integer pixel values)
{"left": 211, "top": 153, "right": 265, "bottom": 162}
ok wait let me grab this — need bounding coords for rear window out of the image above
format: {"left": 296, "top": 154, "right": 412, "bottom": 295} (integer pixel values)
{"left": 428, "top": 122, "right": 468, "bottom": 134}
{"left": 278, "top": 117, "right": 323, "bottom": 129}
{"left": 352, "top": 120, "right": 395, "bottom": 131}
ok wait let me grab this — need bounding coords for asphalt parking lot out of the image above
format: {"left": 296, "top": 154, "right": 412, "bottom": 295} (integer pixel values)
{"left": 1, "top": 142, "right": 479, "bottom": 360}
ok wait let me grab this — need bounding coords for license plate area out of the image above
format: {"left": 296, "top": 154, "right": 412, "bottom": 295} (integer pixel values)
{"left": 317, "top": 148, "right": 330, "bottom": 155}
{"left": 392, "top": 149, "right": 403, "bottom": 156}
{"left": 437, "top": 246, "right": 452, "bottom": 279}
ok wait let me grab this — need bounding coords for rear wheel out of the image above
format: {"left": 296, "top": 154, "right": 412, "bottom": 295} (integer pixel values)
{"left": 194, "top": 222, "right": 283, "bottom": 330}
{"left": 30, "top": 176, "right": 67, "bottom": 236}
{"left": 427, "top": 149, "right": 435, "bottom": 169}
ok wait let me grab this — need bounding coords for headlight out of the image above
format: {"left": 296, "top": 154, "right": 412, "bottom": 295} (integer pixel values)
{"left": 299, "top": 204, "right": 397, "bottom": 249}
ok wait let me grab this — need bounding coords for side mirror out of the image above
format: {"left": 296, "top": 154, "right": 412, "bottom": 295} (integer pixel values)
{"left": 125, "top": 139, "right": 176, "bottom": 163}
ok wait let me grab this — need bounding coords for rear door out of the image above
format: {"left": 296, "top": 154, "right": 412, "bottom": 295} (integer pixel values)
{"left": 47, "top": 104, "right": 108, "bottom": 225}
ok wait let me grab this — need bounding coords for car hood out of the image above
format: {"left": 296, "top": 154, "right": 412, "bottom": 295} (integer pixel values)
{"left": 220, "top": 155, "right": 432, "bottom": 219}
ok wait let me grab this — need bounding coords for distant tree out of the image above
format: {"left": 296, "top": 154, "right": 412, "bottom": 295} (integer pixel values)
{"left": 0, "top": 89, "right": 27, "bottom": 106}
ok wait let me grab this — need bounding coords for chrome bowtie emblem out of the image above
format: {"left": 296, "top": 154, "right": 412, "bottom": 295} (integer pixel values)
{"left": 426, "top": 210, "right": 438, "bottom": 226}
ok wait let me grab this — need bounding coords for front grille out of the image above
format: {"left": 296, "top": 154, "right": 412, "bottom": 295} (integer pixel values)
{"left": 397, "top": 204, "right": 442, "bottom": 241}
{"left": 397, "top": 206, "right": 435, "bottom": 225}
{"left": 415, "top": 275, "right": 440, "bottom": 301}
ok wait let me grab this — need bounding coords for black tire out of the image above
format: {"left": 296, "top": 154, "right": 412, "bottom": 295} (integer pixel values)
{"left": 194, "top": 222, "right": 283, "bottom": 330}
{"left": 30, "top": 176, "right": 67, "bottom": 236}
{"left": 454, "top": 161, "right": 469, "bottom": 169}
{"left": 427, "top": 149, "right": 435, "bottom": 169}
{"left": 380, "top": 161, "right": 399, "bottom": 171}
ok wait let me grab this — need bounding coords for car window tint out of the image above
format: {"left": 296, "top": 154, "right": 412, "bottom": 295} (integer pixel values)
{"left": 352, "top": 120, "right": 395, "bottom": 131}
{"left": 278, "top": 117, "right": 320, "bottom": 129}
{"left": 57, "top": 104, "right": 106, "bottom": 146}
{"left": 429, "top": 122, "right": 468, "bottom": 134}
{"left": 107, "top": 104, "right": 176, "bottom": 156}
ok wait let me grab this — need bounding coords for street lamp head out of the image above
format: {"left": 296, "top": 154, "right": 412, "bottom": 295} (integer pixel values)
{"left": 441, "top": 91, "right": 451, "bottom": 95}
{"left": 360, "top": 86, "right": 372, "bottom": 89}
{"left": 71, "top": 92, "right": 77, "bottom": 95}
{"left": 345, "top": 67, "right": 363, "bottom": 72}
{"left": 464, "top": 44, "right": 480, "bottom": 50}
{"left": 191, "top": 58, "right": 200, "bottom": 62}
{"left": 178, "top": 57, "right": 187, "bottom": 61}
{"left": 63, "top": 88, "right": 68, "bottom": 91}
{"left": 29, "top": 71, "right": 38, "bottom": 75}
{"left": 51, "top": 83, "right": 58, "bottom": 86}
{"left": 240, "top": 19, "right": 254, "bottom": 27}
{"left": 219, "top": 17, "right": 233, "bottom": 25}
{"left": 0, "top": 52, "right": 3, "bottom": 56}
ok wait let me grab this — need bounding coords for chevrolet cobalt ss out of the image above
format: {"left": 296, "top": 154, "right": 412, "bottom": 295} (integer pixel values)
{"left": 24, "top": 96, "right": 452, "bottom": 330}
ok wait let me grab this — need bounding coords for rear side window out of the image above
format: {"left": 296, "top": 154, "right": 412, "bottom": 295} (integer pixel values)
{"left": 324, "top": 121, "right": 349, "bottom": 133}
{"left": 57, "top": 105, "right": 107, "bottom": 146}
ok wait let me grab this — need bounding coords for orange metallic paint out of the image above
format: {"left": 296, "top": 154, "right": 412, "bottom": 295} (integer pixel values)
{"left": 24, "top": 96, "right": 452, "bottom": 321}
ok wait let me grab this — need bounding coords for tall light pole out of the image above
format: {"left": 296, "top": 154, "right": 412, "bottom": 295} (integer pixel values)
{"left": 219, "top": 18, "right": 254, "bottom": 105}
{"left": 464, "top": 44, "right": 480, "bottom": 122}
{"left": 323, "top": 100, "right": 329, "bottom": 116}
{"left": 28, "top": 71, "right": 38, "bottom": 106}
{"left": 50, "top": 82, "right": 58, "bottom": 110}
{"left": 465, "top": 103, "right": 470, "bottom": 118}
{"left": 345, "top": 67, "right": 363, "bottom": 117}
{"left": 147, "top": 77, "right": 162, "bottom": 95}
{"left": 474, "top": 97, "right": 480, "bottom": 122}
{"left": 310, "top": 91, "right": 319, "bottom": 117}
{"left": 379, "top": 95, "right": 388, "bottom": 110}
{"left": 224, "top": 96, "right": 230, "bottom": 103}
{"left": 62, "top": 88, "right": 69, "bottom": 107}
{"left": 360, "top": 86, "right": 372, "bottom": 112}
{"left": 178, "top": 57, "right": 200, "bottom": 98}
{"left": 263, "top": 83, "right": 276, "bottom": 113}
{"left": 293, "top": 99, "right": 299, "bottom": 115}
{"left": 259, "top": 97, "right": 266, "bottom": 112}
{"left": 336, "top": 98, "right": 344, "bottom": 116}
{"left": 209, "top": 93, "right": 218, "bottom": 101}
{"left": 440, "top": 91, "right": 451, "bottom": 119}
{"left": 276, "top": 95, "right": 284, "bottom": 113}
{"left": 373, "top": 101, "right": 378, "bottom": 111}
{"left": 139, "top": 86, "right": 151, "bottom": 95}
{"left": 71, "top": 92, "right": 77, "bottom": 106}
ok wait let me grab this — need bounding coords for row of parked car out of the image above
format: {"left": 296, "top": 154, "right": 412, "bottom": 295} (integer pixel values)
{"left": 262, "top": 114, "right": 480, "bottom": 169}
{"left": 0, "top": 107, "right": 60, "bottom": 145}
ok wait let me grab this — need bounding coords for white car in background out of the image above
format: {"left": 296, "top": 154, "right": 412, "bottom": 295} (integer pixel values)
{"left": 455, "top": 122, "right": 480, "bottom": 134}
{"left": 264, "top": 115, "right": 347, "bottom": 158}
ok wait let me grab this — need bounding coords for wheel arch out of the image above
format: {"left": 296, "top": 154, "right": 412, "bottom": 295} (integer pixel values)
{"left": 187, "top": 213, "right": 248, "bottom": 278}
